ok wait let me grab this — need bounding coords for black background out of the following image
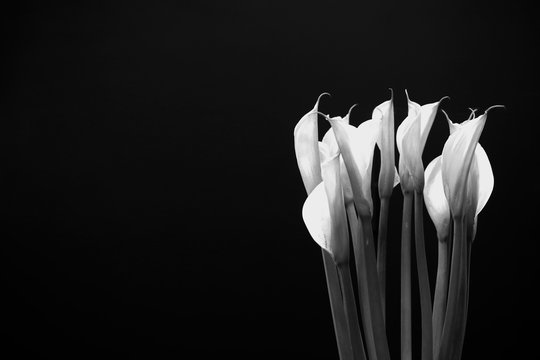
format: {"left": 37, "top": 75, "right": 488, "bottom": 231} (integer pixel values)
{"left": 2, "top": 1, "right": 538, "bottom": 359}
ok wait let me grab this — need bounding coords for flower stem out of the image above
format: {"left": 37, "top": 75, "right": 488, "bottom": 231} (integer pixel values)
{"left": 376, "top": 196, "right": 390, "bottom": 322}
{"left": 360, "top": 215, "right": 391, "bottom": 360}
{"left": 401, "top": 191, "right": 413, "bottom": 360}
{"left": 432, "top": 232, "right": 449, "bottom": 358}
{"left": 437, "top": 217, "right": 467, "bottom": 360}
{"left": 322, "top": 250, "right": 354, "bottom": 360}
{"left": 337, "top": 263, "right": 367, "bottom": 360}
{"left": 414, "top": 191, "right": 433, "bottom": 360}
{"left": 346, "top": 204, "right": 378, "bottom": 360}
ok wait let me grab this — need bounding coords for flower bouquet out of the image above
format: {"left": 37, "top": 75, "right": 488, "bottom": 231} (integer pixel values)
{"left": 294, "top": 91, "right": 503, "bottom": 360}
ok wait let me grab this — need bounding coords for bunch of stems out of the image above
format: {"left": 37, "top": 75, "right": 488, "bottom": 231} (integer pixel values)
{"left": 319, "top": 186, "right": 471, "bottom": 360}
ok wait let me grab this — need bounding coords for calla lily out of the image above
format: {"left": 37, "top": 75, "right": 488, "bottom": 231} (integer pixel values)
{"left": 321, "top": 106, "right": 355, "bottom": 206}
{"left": 373, "top": 91, "right": 399, "bottom": 197}
{"left": 326, "top": 114, "right": 381, "bottom": 218}
{"left": 423, "top": 108, "right": 497, "bottom": 240}
{"left": 294, "top": 93, "right": 330, "bottom": 194}
{"left": 396, "top": 92, "right": 447, "bottom": 192}
{"left": 302, "top": 143, "right": 349, "bottom": 264}
{"left": 294, "top": 97, "right": 354, "bottom": 262}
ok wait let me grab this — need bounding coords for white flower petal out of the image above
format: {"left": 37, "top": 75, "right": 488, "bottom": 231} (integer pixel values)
{"left": 423, "top": 155, "right": 451, "bottom": 240}
{"left": 302, "top": 182, "right": 332, "bottom": 254}
{"left": 473, "top": 144, "right": 494, "bottom": 216}
{"left": 328, "top": 117, "right": 380, "bottom": 216}
{"left": 321, "top": 152, "right": 349, "bottom": 264}
{"left": 294, "top": 94, "right": 328, "bottom": 194}
{"left": 441, "top": 112, "right": 488, "bottom": 216}
{"left": 373, "top": 93, "right": 396, "bottom": 198}
{"left": 397, "top": 98, "right": 422, "bottom": 190}
{"left": 322, "top": 128, "right": 340, "bottom": 156}
{"left": 419, "top": 100, "right": 444, "bottom": 151}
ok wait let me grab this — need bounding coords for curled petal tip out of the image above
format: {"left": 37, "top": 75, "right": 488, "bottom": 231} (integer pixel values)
{"left": 439, "top": 95, "right": 450, "bottom": 104}
{"left": 317, "top": 92, "right": 331, "bottom": 103}
{"left": 467, "top": 108, "right": 478, "bottom": 120}
{"left": 347, "top": 103, "right": 358, "bottom": 117}
{"left": 441, "top": 109, "right": 451, "bottom": 123}
{"left": 388, "top": 88, "right": 394, "bottom": 99}
{"left": 485, "top": 104, "right": 506, "bottom": 114}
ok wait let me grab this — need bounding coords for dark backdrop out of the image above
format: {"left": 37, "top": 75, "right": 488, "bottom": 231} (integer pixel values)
{"left": 2, "top": 1, "right": 538, "bottom": 359}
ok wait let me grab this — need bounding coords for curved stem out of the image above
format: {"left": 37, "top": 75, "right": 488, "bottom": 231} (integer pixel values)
{"left": 414, "top": 192, "right": 433, "bottom": 360}
{"left": 401, "top": 191, "right": 413, "bottom": 360}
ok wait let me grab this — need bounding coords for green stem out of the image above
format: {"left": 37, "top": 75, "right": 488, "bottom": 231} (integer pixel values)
{"left": 360, "top": 215, "right": 391, "bottom": 360}
{"left": 437, "top": 217, "right": 467, "bottom": 360}
{"left": 346, "top": 204, "right": 378, "bottom": 360}
{"left": 337, "top": 263, "right": 367, "bottom": 360}
{"left": 414, "top": 192, "right": 433, "bottom": 360}
{"left": 322, "top": 250, "right": 354, "bottom": 360}
{"left": 401, "top": 191, "right": 413, "bottom": 360}
{"left": 432, "top": 234, "right": 449, "bottom": 358}
{"left": 376, "top": 196, "right": 390, "bottom": 323}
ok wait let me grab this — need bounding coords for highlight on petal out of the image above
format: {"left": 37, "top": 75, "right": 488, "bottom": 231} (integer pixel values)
{"left": 418, "top": 96, "right": 448, "bottom": 151}
{"left": 472, "top": 144, "right": 494, "bottom": 217}
{"left": 294, "top": 93, "right": 330, "bottom": 194}
{"left": 423, "top": 155, "right": 451, "bottom": 241}
{"left": 396, "top": 93, "right": 421, "bottom": 155}
{"left": 464, "top": 143, "right": 494, "bottom": 241}
{"left": 397, "top": 94, "right": 422, "bottom": 190}
{"left": 302, "top": 182, "right": 332, "bottom": 253}
{"left": 321, "top": 150, "right": 349, "bottom": 264}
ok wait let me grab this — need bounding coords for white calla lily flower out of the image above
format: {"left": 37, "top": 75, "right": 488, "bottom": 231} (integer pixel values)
{"left": 303, "top": 139, "right": 349, "bottom": 264}
{"left": 396, "top": 91, "right": 447, "bottom": 192}
{"left": 423, "top": 155, "right": 450, "bottom": 240}
{"left": 423, "top": 107, "right": 499, "bottom": 239}
{"left": 373, "top": 92, "right": 400, "bottom": 197}
{"left": 327, "top": 114, "right": 381, "bottom": 217}
{"left": 294, "top": 93, "right": 330, "bottom": 194}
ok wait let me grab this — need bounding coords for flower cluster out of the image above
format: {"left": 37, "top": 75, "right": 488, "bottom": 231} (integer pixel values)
{"left": 294, "top": 91, "right": 502, "bottom": 360}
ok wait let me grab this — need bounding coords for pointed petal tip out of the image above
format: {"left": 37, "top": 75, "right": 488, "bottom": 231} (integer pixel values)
{"left": 316, "top": 92, "right": 331, "bottom": 104}
{"left": 439, "top": 95, "right": 450, "bottom": 104}
{"left": 485, "top": 104, "right": 506, "bottom": 114}
{"left": 347, "top": 103, "right": 358, "bottom": 117}
{"left": 405, "top": 89, "right": 410, "bottom": 102}
{"left": 441, "top": 109, "right": 451, "bottom": 122}
{"left": 468, "top": 108, "right": 478, "bottom": 120}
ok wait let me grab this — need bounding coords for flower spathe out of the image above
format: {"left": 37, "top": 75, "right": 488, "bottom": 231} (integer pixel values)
{"left": 423, "top": 108, "right": 499, "bottom": 240}
{"left": 295, "top": 95, "right": 354, "bottom": 263}
{"left": 302, "top": 142, "right": 349, "bottom": 264}
{"left": 373, "top": 91, "right": 399, "bottom": 198}
{"left": 327, "top": 114, "right": 381, "bottom": 218}
{"left": 294, "top": 93, "right": 329, "bottom": 195}
{"left": 396, "top": 92, "right": 447, "bottom": 192}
